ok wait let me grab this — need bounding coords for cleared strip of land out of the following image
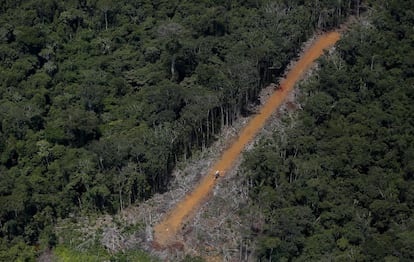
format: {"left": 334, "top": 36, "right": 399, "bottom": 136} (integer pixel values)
{"left": 154, "top": 31, "right": 341, "bottom": 247}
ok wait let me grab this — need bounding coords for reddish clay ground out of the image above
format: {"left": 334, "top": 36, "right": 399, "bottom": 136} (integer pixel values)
{"left": 154, "top": 31, "right": 341, "bottom": 247}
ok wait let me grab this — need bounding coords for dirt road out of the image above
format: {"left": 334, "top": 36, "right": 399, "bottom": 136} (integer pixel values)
{"left": 154, "top": 31, "right": 341, "bottom": 247}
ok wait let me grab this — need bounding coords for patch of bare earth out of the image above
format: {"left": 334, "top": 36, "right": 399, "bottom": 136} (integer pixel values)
{"left": 148, "top": 31, "right": 340, "bottom": 261}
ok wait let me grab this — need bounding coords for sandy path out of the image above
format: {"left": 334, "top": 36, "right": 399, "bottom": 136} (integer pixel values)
{"left": 154, "top": 31, "right": 341, "bottom": 247}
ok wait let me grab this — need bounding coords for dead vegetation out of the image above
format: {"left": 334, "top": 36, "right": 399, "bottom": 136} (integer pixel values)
{"left": 54, "top": 82, "right": 301, "bottom": 261}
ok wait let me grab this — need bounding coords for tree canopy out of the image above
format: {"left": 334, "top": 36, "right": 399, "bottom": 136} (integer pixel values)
{"left": 242, "top": 0, "right": 414, "bottom": 260}
{"left": 0, "top": 0, "right": 359, "bottom": 260}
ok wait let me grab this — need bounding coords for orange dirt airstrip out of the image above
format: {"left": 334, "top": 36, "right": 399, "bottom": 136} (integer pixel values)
{"left": 154, "top": 31, "right": 341, "bottom": 247}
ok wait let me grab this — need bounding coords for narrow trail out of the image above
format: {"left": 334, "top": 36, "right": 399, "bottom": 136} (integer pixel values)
{"left": 154, "top": 31, "right": 341, "bottom": 247}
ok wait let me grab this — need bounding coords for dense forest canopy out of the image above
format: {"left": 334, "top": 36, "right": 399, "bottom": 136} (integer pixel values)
{"left": 242, "top": 0, "right": 414, "bottom": 260}
{"left": 0, "top": 0, "right": 362, "bottom": 260}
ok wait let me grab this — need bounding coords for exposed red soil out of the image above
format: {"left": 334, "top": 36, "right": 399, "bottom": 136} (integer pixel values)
{"left": 153, "top": 31, "right": 341, "bottom": 248}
